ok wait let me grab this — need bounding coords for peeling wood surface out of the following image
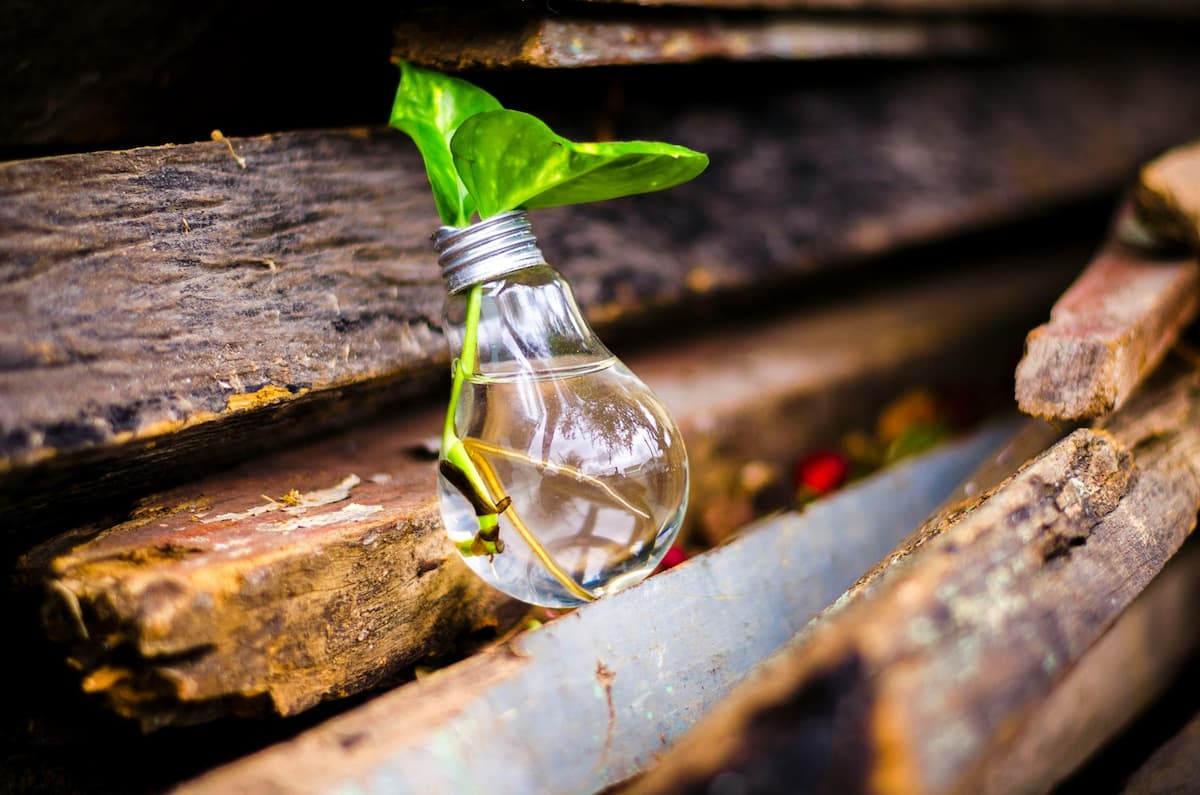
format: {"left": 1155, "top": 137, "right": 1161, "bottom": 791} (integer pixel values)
{"left": 171, "top": 428, "right": 1013, "bottom": 795}
{"left": 1135, "top": 139, "right": 1200, "bottom": 250}
{"left": 16, "top": 257, "right": 1071, "bottom": 729}
{"left": 19, "top": 401, "right": 525, "bottom": 729}
{"left": 394, "top": 13, "right": 996, "bottom": 69}
{"left": 630, "top": 361, "right": 1200, "bottom": 795}
{"left": 1015, "top": 215, "right": 1200, "bottom": 421}
{"left": 5, "top": 59, "right": 1200, "bottom": 541}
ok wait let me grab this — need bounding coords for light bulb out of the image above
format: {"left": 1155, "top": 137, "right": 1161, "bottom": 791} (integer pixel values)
{"left": 432, "top": 211, "right": 688, "bottom": 608}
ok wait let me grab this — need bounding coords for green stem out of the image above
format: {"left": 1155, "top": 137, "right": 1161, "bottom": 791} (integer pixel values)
{"left": 441, "top": 284, "right": 496, "bottom": 537}
{"left": 463, "top": 438, "right": 651, "bottom": 519}
{"left": 440, "top": 282, "right": 595, "bottom": 602}
{"left": 442, "top": 283, "right": 482, "bottom": 448}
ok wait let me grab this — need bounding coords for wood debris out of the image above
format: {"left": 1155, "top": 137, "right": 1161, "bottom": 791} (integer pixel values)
{"left": 1014, "top": 213, "right": 1199, "bottom": 421}
{"left": 630, "top": 360, "right": 1200, "bottom": 795}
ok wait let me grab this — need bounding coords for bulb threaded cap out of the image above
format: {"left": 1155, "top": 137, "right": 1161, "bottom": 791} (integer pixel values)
{"left": 432, "top": 211, "right": 547, "bottom": 294}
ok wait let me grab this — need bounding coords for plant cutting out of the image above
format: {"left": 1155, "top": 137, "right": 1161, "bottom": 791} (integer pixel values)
{"left": 390, "top": 61, "right": 708, "bottom": 607}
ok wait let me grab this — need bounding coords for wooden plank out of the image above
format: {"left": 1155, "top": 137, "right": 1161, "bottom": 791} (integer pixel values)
{"left": 799, "top": 417, "right": 1200, "bottom": 794}
{"left": 16, "top": 255, "right": 1073, "bottom": 729}
{"left": 629, "top": 360, "right": 1200, "bottom": 795}
{"left": 1135, "top": 139, "right": 1200, "bottom": 250}
{"left": 979, "top": 536, "right": 1200, "bottom": 794}
{"left": 582, "top": 0, "right": 1197, "bottom": 12}
{"left": 1014, "top": 214, "right": 1200, "bottom": 421}
{"left": 6, "top": 58, "right": 1200, "bottom": 544}
{"left": 169, "top": 426, "right": 1015, "bottom": 795}
{"left": 393, "top": 13, "right": 997, "bottom": 69}
{"left": 813, "top": 417, "right": 1065, "bottom": 626}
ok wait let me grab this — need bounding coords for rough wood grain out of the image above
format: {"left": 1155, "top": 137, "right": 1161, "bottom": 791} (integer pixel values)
{"left": 15, "top": 257, "right": 1072, "bottom": 729}
{"left": 978, "top": 536, "right": 1200, "bottom": 794}
{"left": 1135, "top": 139, "right": 1200, "bottom": 251}
{"left": 787, "top": 419, "right": 1200, "bottom": 795}
{"left": 629, "top": 360, "right": 1200, "bottom": 795}
{"left": 394, "top": 13, "right": 995, "bottom": 69}
{"left": 1014, "top": 223, "right": 1200, "bottom": 421}
{"left": 6, "top": 57, "right": 1200, "bottom": 541}
{"left": 813, "top": 417, "right": 1065, "bottom": 626}
{"left": 167, "top": 429, "right": 1012, "bottom": 795}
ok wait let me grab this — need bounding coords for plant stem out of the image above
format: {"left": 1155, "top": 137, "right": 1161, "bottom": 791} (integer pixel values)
{"left": 443, "top": 284, "right": 482, "bottom": 446}
{"left": 468, "top": 449, "right": 596, "bottom": 603}
{"left": 463, "top": 438, "right": 651, "bottom": 519}
{"left": 441, "top": 282, "right": 595, "bottom": 602}
{"left": 441, "top": 284, "right": 495, "bottom": 518}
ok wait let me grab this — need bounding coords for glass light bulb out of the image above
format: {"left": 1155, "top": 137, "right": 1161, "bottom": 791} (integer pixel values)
{"left": 433, "top": 212, "right": 688, "bottom": 607}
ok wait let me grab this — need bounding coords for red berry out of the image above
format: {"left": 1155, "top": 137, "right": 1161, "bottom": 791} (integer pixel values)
{"left": 653, "top": 545, "right": 689, "bottom": 575}
{"left": 795, "top": 450, "right": 849, "bottom": 496}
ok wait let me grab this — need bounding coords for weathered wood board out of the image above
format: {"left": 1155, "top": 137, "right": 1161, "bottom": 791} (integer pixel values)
{"left": 6, "top": 56, "right": 1200, "bottom": 541}
{"left": 17, "top": 256, "right": 1072, "bottom": 729}
{"left": 170, "top": 426, "right": 1015, "bottom": 795}
{"left": 812, "top": 417, "right": 1066, "bottom": 627}
{"left": 394, "top": 13, "right": 996, "bottom": 69}
{"left": 1135, "top": 139, "right": 1200, "bottom": 250}
{"left": 980, "top": 536, "right": 1200, "bottom": 794}
{"left": 630, "top": 360, "right": 1200, "bottom": 795}
{"left": 1014, "top": 216, "right": 1200, "bottom": 421}
{"left": 582, "top": 0, "right": 1197, "bottom": 11}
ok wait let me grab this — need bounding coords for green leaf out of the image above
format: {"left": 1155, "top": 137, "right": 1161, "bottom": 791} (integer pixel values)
{"left": 388, "top": 61, "right": 503, "bottom": 226}
{"left": 450, "top": 110, "right": 709, "bottom": 219}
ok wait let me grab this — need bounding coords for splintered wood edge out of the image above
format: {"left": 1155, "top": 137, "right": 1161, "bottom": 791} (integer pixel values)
{"left": 630, "top": 363, "right": 1200, "bottom": 795}
{"left": 813, "top": 417, "right": 1065, "bottom": 629}
{"left": 1014, "top": 235, "right": 1200, "bottom": 422}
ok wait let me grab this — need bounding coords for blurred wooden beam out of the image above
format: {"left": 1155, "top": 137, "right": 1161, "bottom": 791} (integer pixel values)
{"left": 1117, "top": 694, "right": 1200, "bottom": 795}
{"left": 1136, "top": 139, "right": 1200, "bottom": 250}
{"left": 581, "top": 0, "right": 1198, "bottom": 14}
{"left": 6, "top": 57, "right": 1200, "bottom": 543}
{"left": 1014, "top": 211, "right": 1200, "bottom": 421}
{"left": 168, "top": 427, "right": 1015, "bottom": 795}
{"left": 630, "top": 360, "right": 1200, "bottom": 795}
{"left": 17, "top": 255, "right": 1072, "bottom": 729}
{"left": 393, "top": 13, "right": 996, "bottom": 69}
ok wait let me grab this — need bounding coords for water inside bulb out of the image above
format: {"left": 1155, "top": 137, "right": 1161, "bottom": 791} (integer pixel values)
{"left": 439, "top": 355, "right": 688, "bottom": 607}
{"left": 433, "top": 214, "right": 688, "bottom": 608}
